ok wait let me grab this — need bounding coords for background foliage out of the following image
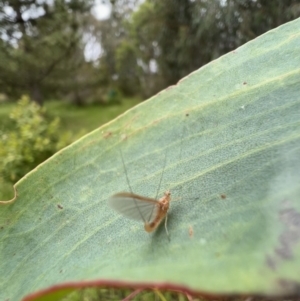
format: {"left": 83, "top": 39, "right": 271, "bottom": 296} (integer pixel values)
{"left": 0, "top": 0, "right": 299, "bottom": 103}
{"left": 0, "top": 96, "right": 74, "bottom": 182}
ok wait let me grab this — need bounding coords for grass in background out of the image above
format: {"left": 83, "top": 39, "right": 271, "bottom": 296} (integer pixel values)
{"left": 45, "top": 97, "right": 141, "bottom": 133}
{"left": 0, "top": 97, "right": 141, "bottom": 133}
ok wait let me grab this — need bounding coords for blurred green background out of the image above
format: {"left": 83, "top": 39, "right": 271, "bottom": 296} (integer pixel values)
{"left": 0, "top": 1, "right": 299, "bottom": 299}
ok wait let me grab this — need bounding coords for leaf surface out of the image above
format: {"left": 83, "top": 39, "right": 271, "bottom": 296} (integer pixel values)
{"left": 1, "top": 18, "right": 300, "bottom": 301}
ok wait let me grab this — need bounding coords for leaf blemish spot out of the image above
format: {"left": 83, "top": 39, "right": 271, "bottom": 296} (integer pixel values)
{"left": 57, "top": 204, "right": 63, "bottom": 209}
{"left": 220, "top": 194, "right": 226, "bottom": 199}
{"left": 103, "top": 131, "right": 112, "bottom": 139}
{"left": 189, "top": 225, "right": 194, "bottom": 238}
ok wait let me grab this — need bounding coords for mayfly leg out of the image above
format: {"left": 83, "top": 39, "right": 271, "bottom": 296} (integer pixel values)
{"left": 164, "top": 211, "right": 170, "bottom": 240}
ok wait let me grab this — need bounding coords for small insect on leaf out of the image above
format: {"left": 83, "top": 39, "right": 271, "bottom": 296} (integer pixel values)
{"left": 108, "top": 142, "right": 172, "bottom": 238}
{"left": 108, "top": 190, "right": 171, "bottom": 236}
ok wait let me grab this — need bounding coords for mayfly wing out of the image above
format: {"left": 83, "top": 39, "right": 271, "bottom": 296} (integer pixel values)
{"left": 108, "top": 192, "right": 159, "bottom": 222}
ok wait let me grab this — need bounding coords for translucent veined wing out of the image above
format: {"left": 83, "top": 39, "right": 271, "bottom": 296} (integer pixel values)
{"left": 108, "top": 192, "right": 159, "bottom": 223}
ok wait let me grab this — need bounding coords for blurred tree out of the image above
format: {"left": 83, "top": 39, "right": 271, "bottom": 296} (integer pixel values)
{"left": 0, "top": 0, "right": 298, "bottom": 104}
{"left": 235, "top": 0, "right": 300, "bottom": 43}
{"left": 124, "top": 1, "right": 165, "bottom": 98}
{"left": 135, "top": 0, "right": 300, "bottom": 89}
{"left": 0, "top": 0, "right": 93, "bottom": 104}
{"left": 94, "top": 1, "right": 138, "bottom": 97}
{"left": 98, "top": 0, "right": 299, "bottom": 99}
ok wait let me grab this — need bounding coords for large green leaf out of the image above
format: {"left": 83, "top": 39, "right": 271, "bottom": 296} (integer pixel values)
{"left": 1, "top": 18, "right": 300, "bottom": 301}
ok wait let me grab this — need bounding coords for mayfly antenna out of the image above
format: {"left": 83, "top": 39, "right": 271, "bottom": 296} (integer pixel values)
{"left": 145, "top": 148, "right": 168, "bottom": 226}
{"left": 119, "top": 146, "right": 147, "bottom": 224}
{"left": 154, "top": 149, "right": 168, "bottom": 201}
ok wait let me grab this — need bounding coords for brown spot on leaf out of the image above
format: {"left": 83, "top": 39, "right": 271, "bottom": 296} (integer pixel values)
{"left": 220, "top": 194, "right": 226, "bottom": 199}
{"left": 103, "top": 131, "right": 112, "bottom": 139}
{"left": 57, "top": 204, "right": 63, "bottom": 209}
{"left": 189, "top": 226, "right": 193, "bottom": 238}
{"left": 243, "top": 82, "right": 247, "bottom": 85}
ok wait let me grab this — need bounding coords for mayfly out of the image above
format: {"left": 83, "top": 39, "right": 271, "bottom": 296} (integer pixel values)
{"left": 108, "top": 146, "right": 171, "bottom": 238}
